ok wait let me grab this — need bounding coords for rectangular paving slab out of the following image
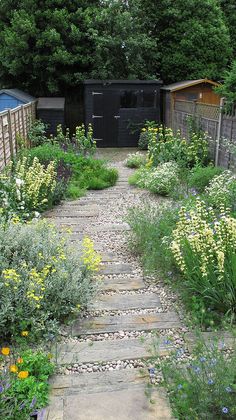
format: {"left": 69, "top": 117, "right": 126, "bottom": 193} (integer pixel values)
{"left": 49, "top": 369, "right": 148, "bottom": 393}
{"left": 72, "top": 312, "right": 181, "bottom": 335}
{"left": 46, "top": 371, "right": 174, "bottom": 419}
{"left": 100, "top": 263, "right": 133, "bottom": 275}
{"left": 89, "top": 293, "right": 160, "bottom": 311}
{"left": 100, "top": 276, "right": 145, "bottom": 291}
{"left": 63, "top": 386, "right": 172, "bottom": 420}
{"left": 45, "top": 210, "right": 99, "bottom": 218}
{"left": 54, "top": 337, "right": 172, "bottom": 365}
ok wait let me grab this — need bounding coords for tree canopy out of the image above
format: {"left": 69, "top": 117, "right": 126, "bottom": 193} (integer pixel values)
{"left": 140, "top": 0, "right": 231, "bottom": 84}
{"left": 0, "top": 0, "right": 234, "bottom": 95}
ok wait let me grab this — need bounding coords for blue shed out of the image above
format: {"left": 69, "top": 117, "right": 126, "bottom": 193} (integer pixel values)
{"left": 0, "top": 89, "right": 35, "bottom": 112}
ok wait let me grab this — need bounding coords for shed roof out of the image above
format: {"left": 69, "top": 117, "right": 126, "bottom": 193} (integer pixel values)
{"left": 84, "top": 79, "right": 162, "bottom": 85}
{"left": 37, "top": 97, "right": 65, "bottom": 110}
{"left": 161, "top": 79, "right": 220, "bottom": 92}
{"left": 0, "top": 88, "right": 35, "bottom": 102}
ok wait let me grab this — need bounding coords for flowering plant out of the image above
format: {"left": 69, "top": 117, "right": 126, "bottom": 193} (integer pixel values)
{"left": 0, "top": 157, "right": 57, "bottom": 221}
{"left": 147, "top": 125, "right": 209, "bottom": 168}
{"left": 156, "top": 335, "right": 236, "bottom": 420}
{"left": 170, "top": 199, "right": 236, "bottom": 321}
{"left": 0, "top": 219, "right": 95, "bottom": 340}
{"left": 74, "top": 123, "right": 96, "bottom": 156}
{"left": 133, "top": 161, "right": 180, "bottom": 196}
{"left": 206, "top": 171, "right": 236, "bottom": 211}
{"left": 0, "top": 346, "right": 54, "bottom": 419}
{"left": 124, "top": 152, "right": 146, "bottom": 168}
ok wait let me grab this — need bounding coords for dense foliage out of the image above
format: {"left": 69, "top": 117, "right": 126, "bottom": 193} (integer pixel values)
{"left": 0, "top": 0, "right": 234, "bottom": 91}
{"left": 140, "top": 0, "right": 231, "bottom": 83}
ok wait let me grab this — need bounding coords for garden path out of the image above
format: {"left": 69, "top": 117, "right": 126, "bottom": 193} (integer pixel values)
{"left": 43, "top": 150, "right": 184, "bottom": 420}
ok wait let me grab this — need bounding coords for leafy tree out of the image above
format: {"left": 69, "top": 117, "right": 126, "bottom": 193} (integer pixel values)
{"left": 89, "top": 0, "right": 159, "bottom": 79}
{"left": 216, "top": 60, "right": 236, "bottom": 108}
{"left": 0, "top": 0, "right": 159, "bottom": 95}
{"left": 0, "top": 1, "right": 100, "bottom": 95}
{"left": 220, "top": 0, "right": 236, "bottom": 56}
{"left": 140, "top": 0, "right": 231, "bottom": 83}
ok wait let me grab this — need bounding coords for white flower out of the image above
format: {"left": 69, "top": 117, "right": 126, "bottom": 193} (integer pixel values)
{"left": 34, "top": 211, "right": 40, "bottom": 218}
{"left": 15, "top": 178, "right": 24, "bottom": 186}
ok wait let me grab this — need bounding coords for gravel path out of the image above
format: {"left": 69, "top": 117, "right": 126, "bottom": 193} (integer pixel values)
{"left": 44, "top": 151, "right": 187, "bottom": 419}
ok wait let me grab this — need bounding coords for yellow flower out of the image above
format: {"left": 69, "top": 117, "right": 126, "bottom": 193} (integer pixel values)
{"left": 1, "top": 347, "right": 10, "bottom": 356}
{"left": 10, "top": 364, "right": 18, "bottom": 373}
{"left": 21, "top": 331, "right": 29, "bottom": 337}
{"left": 18, "top": 370, "right": 29, "bottom": 379}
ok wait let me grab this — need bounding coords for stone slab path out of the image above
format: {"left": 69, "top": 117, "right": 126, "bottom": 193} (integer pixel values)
{"left": 43, "top": 159, "right": 179, "bottom": 420}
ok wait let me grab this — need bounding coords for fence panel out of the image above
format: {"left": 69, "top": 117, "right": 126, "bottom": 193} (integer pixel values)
{"left": 0, "top": 101, "right": 36, "bottom": 170}
{"left": 172, "top": 99, "right": 236, "bottom": 169}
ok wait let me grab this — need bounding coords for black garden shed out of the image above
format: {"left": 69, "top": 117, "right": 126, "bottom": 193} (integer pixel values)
{"left": 84, "top": 80, "right": 162, "bottom": 147}
{"left": 37, "top": 97, "right": 65, "bottom": 136}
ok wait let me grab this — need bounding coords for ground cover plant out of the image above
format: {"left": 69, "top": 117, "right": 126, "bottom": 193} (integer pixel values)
{"left": 0, "top": 346, "right": 54, "bottom": 419}
{"left": 153, "top": 335, "right": 236, "bottom": 420}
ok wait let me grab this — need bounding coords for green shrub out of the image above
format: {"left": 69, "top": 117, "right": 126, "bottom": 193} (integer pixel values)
{"left": 126, "top": 204, "right": 178, "bottom": 274}
{"left": 171, "top": 199, "right": 236, "bottom": 323}
{"left": 124, "top": 152, "right": 146, "bottom": 168}
{"left": 0, "top": 347, "right": 54, "bottom": 419}
{"left": 206, "top": 170, "right": 236, "bottom": 211}
{"left": 156, "top": 335, "right": 236, "bottom": 420}
{"left": 28, "top": 120, "right": 48, "bottom": 147}
{"left": 189, "top": 165, "right": 223, "bottom": 192}
{"left": 0, "top": 219, "right": 96, "bottom": 341}
{"left": 25, "top": 144, "right": 118, "bottom": 198}
{"left": 132, "top": 162, "right": 180, "bottom": 196}
{"left": 138, "top": 131, "right": 149, "bottom": 150}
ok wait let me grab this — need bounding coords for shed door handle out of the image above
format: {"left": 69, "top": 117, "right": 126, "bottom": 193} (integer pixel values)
{"left": 114, "top": 115, "right": 120, "bottom": 119}
{"left": 92, "top": 115, "right": 103, "bottom": 119}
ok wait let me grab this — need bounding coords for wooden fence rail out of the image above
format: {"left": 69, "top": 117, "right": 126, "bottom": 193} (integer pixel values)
{"left": 0, "top": 101, "right": 36, "bottom": 170}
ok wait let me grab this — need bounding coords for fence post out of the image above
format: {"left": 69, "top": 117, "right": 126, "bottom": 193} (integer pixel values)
{"left": 0, "top": 115, "right": 7, "bottom": 165}
{"left": 7, "top": 109, "right": 14, "bottom": 157}
{"left": 21, "top": 105, "right": 26, "bottom": 139}
{"left": 215, "top": 97, "right": 224, "bottom": 166}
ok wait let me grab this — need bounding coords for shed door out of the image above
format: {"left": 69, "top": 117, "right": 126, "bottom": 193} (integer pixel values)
{"left": 92, "top": 90, "right": 120, "bottom": 147}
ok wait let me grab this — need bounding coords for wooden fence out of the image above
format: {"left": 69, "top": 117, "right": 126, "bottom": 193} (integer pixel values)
{"left": 0, "top": 101, "right": 36, "bottom": 170}
{"left": 172, "top": 99, "right": 236, "bottom": 169}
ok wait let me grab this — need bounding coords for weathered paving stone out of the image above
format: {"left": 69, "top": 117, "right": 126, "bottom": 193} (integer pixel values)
{"left": 49, "top": 369, "right": 147, "bottom": 392}
{"left": 45, "top": 218, "right": 89, "bottom": 226}
{"left": 100, "top": 263, "right": 133, "bottom": 275}
{"left": 100, "top": 276, "right": 146, "bottom": 291}
{"left": 89, "top": 293, "right": 161, "bottom": 311}
{"left": 72, "top": 312, "right": 181, "bottom": 336}
{"left": 45, "top": 210, "right": 99, "bottom": 218}
{"left": 95, "top": 223, "right": 131, "bottom": 232}
{"left": 46, "top": 371, "right": 173, "bottom": 419}
{"left": 63, "top": 387, "right": 173, "bottom": 420}
{"left": 55, "top": 337, "right": 172, "bottom": 365}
